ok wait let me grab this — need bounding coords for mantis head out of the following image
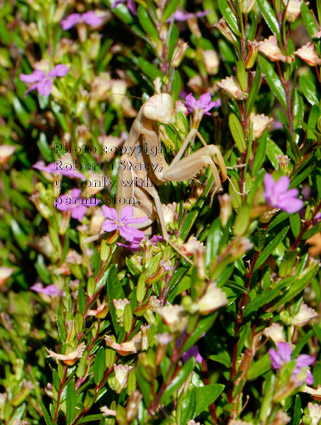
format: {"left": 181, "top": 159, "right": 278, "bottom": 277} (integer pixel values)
{"left": 143, "top": 93, "right": 173, "bottom": 124}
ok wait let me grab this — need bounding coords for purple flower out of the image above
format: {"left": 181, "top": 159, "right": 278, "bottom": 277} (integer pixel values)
{"left": 269, "top": 342, "right": 292, "bottom": 369}
{"left": 185, "top": 92, "right": 219, "bottom": 115}
{"left": 118, "top": 234, "right": 163, "bottom": 251}
{"left": 167, "top": 10, "right": 209, "bottom": 22}
{"left": 294, "top": 354, "right": 314, "bottom": 385}
{"left": 20, "top": 65, "right": 69, "bottom": 97}
{"left": 111, "top": 0, "right": 137, "bottom": 15}
{"left": 33, "top": 159, "right": 85, "bottom": 180}
{"left": 55, "top": 188, "right": 100, "bottom": 221}
{"left": 102, "top": 205, "right": 147, "bottom": 242}
{"left": 264, "top": 174, "right": 304, "bottom": 213}
{"left": 269, "top": 342, "right": 314, "bottom": 385}
{"left": 182, "top": 345, "right": 204, "bottom": 364}
{"left": 61, "top": 11, "right": 103, "bottom": 30}
{"left": 31, "top": 283, "right": 62, "bottom": 296}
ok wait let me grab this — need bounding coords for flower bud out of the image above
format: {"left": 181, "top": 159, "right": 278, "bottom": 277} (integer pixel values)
{"left": 100, "top": 240, "right": 111, "bottom": 262}
{"left": 214, "top": 18, "right": 238, "bottom": 44}
{"left": 126, "top": 391, "right": 142, "bottom": 421}
{"left": 108, "top": 364, "right": 133, "bottom": 394}
{"left": 245, "top": 40, "right": 259, "bottom": 68}
{"left": 172, "top": 39, "right": 188, "bottom": 67}
{"left": 218, "top": 194, "right": 233, "bottom": 227}
{"left": 156, "top": 333, "right": 172, "bottom": 366}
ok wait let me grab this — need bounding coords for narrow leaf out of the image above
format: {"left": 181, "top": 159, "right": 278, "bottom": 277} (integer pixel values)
{"left": 218, "top": 0, "right": 240, "bottom": 35}
{"left": 137, "top": 6, "right": 159, "bottom": 40}
{"left": 301, "top": 2, "right": 319, "bottom": 38}
{"left": 161, "top": 357, "right": 196, "bottom": 403}
{"left": 259, "top": 56, "right": 287, "bottom": 109}
{"left": 66, "top": 379, "right": 76, "bottom": 424}
{"left": 257, "top": 0, "right": 281, "bottom": 41}
{"left": 94, "top": 347, "right": 105, "bottom": 385}
{"left": 193, "top": 385, "right": 224, "bottom": 418}
{"left": 254, "top": 227, "right": 289, "bottom": 272}
{"left": 229, "top": 113, "right": 246, "bottom": 153}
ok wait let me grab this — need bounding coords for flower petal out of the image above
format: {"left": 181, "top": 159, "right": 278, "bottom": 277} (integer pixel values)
{"left": 71, "top": 205, "right": 88, "bottom": 221}
{"left": 119, "top": 205, "right": 134, "bottom": 221}
{"left": 82, "top": 11, "right": 103, "bottom": 26}
{"left": 20, "top": 70, "right": 46, "bottom": 83}
{"left": 37, "top": 79, "right": 52, "bottom": 96}
{"left": 61, "top": 13, "right": 81, "bottom": 30}
{"left": 197, "top": 92, "right": 211, "bottom": 109}
{"left": 55, "top": 195, "right": 72, "bottom": 211}
{"left": 102, "top": 220, "right": 118, "bottom": 232}
{"left": 185, "top": 93, "right": 197, "bottom": 113}
{"left": 48, "top": 64, "right": 69, "bottom": 78}
{"left": 277, "top": 198, "right": 303, "bottom": 213}
{"left": 296, "top": 354, "right": 314, "bottom": 368}
{"left": 31, "top": 283, "right": 61, "bottom": 296}
{"left": 24, "top": 83, "right": 40, "bottom": 97}
{"left": 71, "top": 188, "right": 82, "bottom": 198}
{"left": 274, "top": 175, "right": 290, "bottom": 194}
{"left": 102, "top": 205, "right": 118, "bottom": 221}
{"left": 264, "top": 173, "right": 275, "bottom": 192}
{"left": 119, "top": 225, "right": 145, "bottom": 242}
{"left": 276, "top": 341, "right": 292, "bottom": 362}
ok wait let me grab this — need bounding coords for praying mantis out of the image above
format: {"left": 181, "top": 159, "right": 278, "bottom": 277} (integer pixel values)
{"left": 84, "top": 92, "right": 227, "bottom": 266}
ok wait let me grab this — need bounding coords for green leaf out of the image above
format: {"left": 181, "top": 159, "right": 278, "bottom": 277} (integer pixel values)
{"left": 257, "top": 0, "right": 281, "bottom": 41}
{"left": 40, "top": 401, "right": 54, "bottom": 425}
{"left": 293, "top": 395, "right": 301, "bottom": 425}
{"left": 290, "top": 163, "right": 316, "bottom": 188}
{"left": 259, "top": 56, "right": 287, "bottom": 109}
{"left": 248, "top": 352, "right": 271, "bottom": 380}
{"left": 53, "top": 369, "right": 60, "bottom": 392}
{"left": 266, "top": 138, "right": 283, "bottom": 169}
{"left": 259, "top": 373, "right": 275, "bottom": 421}
{"left": 246, "top": 63, "right": 261, "bottom": 115}
{"left": 51, "top": 101, "right": 70, "bottom": 133}
{"left": 181, "top": 388, "right": 196, "bottom": 425}
{"left": 57, "top": 308, "right": 66, "bottom": 342}
{"left": 161, "top": 357, "right": 196, "bottom": 404}
{"left": 289, "top": 213, "right": 301, "bottom": 239}
{"left": 301, "top": 2, "right": 319, "bottom": 38}
{"left": 137, "top": 6, "right": 159, "bottom": 40}
{"left": 233, "top": 204, "right": 250, "bottom": 236}
{"left": 138, "top": 57, "right": 164, "bottom": 81}
{"left": 37, "top": 133, "right": 53, "bottom": 162}
{"left": 106, "top": 0, "right": 134, "bottom": 24}
{"left": 183, "top": 314, "right": 216, "bottom": 352}
{"left": 293, "top": 89, "right": 304, "bottom": 132}
{"left": 236, "top": 60, "right": 247, "bottom": 91}
{"left": 273, "top": 263, "right": 319, "bottom": 309}
{"left": 163, "top": 0, "right": 181, "bottom": 22}
{"left": 254, "top": 226, "right": 289, "bottom": 272}
{"left": 229, "top": 113, "right": 246, "bottom": 153}
{"left": 66, "top": 379, "right": 76, "bottom": 424}
{"left": 107, "top": 266, "right": 125, "bottom": 336}
{"left": 137, "top": 361, "right": 152, "bottom": 405}
{"left": 193, "top": 385, "right": 224, "bottom": 418}
{"left": 167, "top": 24, "right": 179, "bottom": 64}
{"left": 78, "top": 289, "right": 86, "bottom": 314}
{"left": 243, "top": 289, "right": 280, "bottom": 317}
{"left": 218, "top": 0, "right": 240, "bottom": 35}
{"left": 252, "top": 133, "right": 267, "bottom": 176}
{"left": 299, "top": 74, "right": 318, "bottom": 106}
{"left": 78, "top": 414, "right": 105, "bottom": 424}
{"left": 94, "top": 347, "right": 105, "bottom": 385}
